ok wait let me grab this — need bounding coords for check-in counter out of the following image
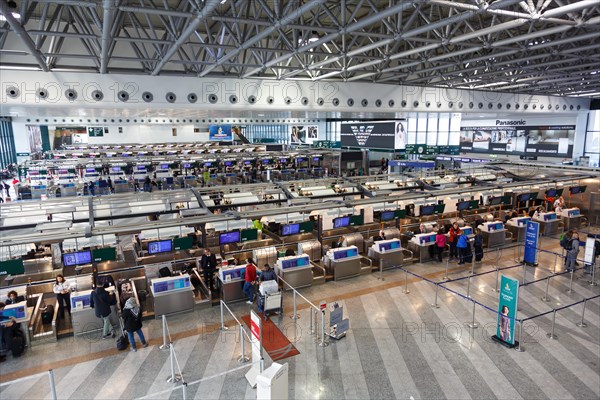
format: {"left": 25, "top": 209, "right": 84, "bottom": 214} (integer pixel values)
{"left": 369, "top": 239, "right": 404, "bottom": 269}
{"left": 559, "top": 208, "right": 583, "bottom": 230}
{"left": 150, "top": 275, "right": 195, "bottom": 317}
{"left": 276, "top": 254, "right": 312, "bottom": 289}
{"left": 533, "top": 212, "right": 560, "bottom": 235}
{"left": 60, "top": 183, "right": 77, "bottom": 197}
{"left": 408, "top": 233, "right": 436, "bottom": 263}
{"left": 480, "top": 221, "right": 508, "bottom": 248}
{"left": 31, "top": 185, "right": 48, "bottom": 200}
{"left": 505, "top": 217, "right": 530, "bottom": 242}
{"left": 2, "top": 301, "right": 33, "bottom": 346}
{"left": 113, "top": 179, "right": 130, "bottom": 193}
{"left": 70, "top": 288, "right": 118, "bottom": 335}
{"left": 218, "top": 265, "right": 247, "bottom": 303}
{"left": 323, "top": 246, "right": 361, "bottom": 281}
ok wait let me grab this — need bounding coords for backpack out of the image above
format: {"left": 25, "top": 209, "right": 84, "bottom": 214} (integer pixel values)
{"left": 564, "top": 239, "right": 573, "bottom": 251}
{"left": 559, "top": 234, "right": 568, "bottom": 248}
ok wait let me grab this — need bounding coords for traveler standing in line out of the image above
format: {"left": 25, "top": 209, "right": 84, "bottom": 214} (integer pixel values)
{"left": 564, "top": 231, "right": 580, "bottom": 272}
{"left": 53, "top": 274, "right": 71, "bottom": 319}
{"left": 435, "top": 228, "right": 447, "bottom": 262}
{"left": 90, "top": 282, "right": 116, "bottom": 338}
{"left": 474, "top": 228, "right": 484, "bottom": 262}
{"left": 448, "top": 222, "right": 461, "bottom": 260}
{"left": 200, "top": 248, "right": 218, "bottom": 292}
{"left": 456, "top": 232, "right": 470, "bottom": 265}
{"left": 121, "top": 298, "right": 148, "bottom": 352}
{"left": 243, "top": 258, "right": 257, "bottom": 304}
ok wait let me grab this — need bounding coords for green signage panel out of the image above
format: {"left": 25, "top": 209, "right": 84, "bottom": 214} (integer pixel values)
{"left": 173, "top": 236, "right": 194, "bottom": 251}
{"left": 394, "top": 209, "right": 407, "bottom": 219}
{"left": 241, "top": 228, "right": 259, "bottom": 242}
{"left": 92, "top": 247, "right": 117, "bottom": 262}
{"left": 299, "top": 220, "right": 315, "bottom": 233}
{"left": 0, "top": 259, "right": 25, "bottom": 276}
{"left": 87, "top": 127, "right": 107, "bottom": 137}
{"left": 350, "top": 214, "right": 364, "bottom": 226}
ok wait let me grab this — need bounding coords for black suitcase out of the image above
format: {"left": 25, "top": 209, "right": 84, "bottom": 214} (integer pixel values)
{"left": 41, "top": 305, "right": 54, "bottom": 325}
{"left": 116, "top": 317, "right": 129, "bottom": 351}
{"left": 12, "top": 329, "right": 25, "bottom": 357}
{"left": 158, "top": 267, "right": 172, "bottom": 277}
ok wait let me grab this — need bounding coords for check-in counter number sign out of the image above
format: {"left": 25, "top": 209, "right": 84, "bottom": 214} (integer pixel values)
{"left": 250, "top": 311, "right": 261, "bottom": 341}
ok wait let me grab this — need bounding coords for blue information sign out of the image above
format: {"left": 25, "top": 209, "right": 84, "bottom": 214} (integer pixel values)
{"left": 524, "top": 220, "right": 539, "bottom": 265}
{"left": 496, "top": 275, "right": 519, "bottom": 346}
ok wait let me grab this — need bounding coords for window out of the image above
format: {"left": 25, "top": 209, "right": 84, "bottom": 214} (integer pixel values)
{"left": 0, "top": 118, "right": 17, "bottom": 169}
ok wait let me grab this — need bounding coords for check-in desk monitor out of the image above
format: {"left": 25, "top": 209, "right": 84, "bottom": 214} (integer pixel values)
{"left": 62, "top": 250, "right": 92, "bottom": 267}
{"left": 219, "top": 265, "right": 246, "bottom": 282}
{"left": 506, "top": 217, "right": 530, "bottom": 241}
{"left": 480, "top": 221, "right": 504, "bottom": 232}
{"left": 150, "top": 275, "right": 194, "bottom": 316}
{"left": 411, "top": 233, "right": 437, "bottom": 246}
{"left": 0, "top": 301, "right": 27, "bottom": 319}
{"left": 409, "top": 233, "right": 436, "bottom": 262}
{"left": 461, "top": 226, "right": 473, "bottom": 236}
{"left": 374, "top": 239, "right": 401, "bottom": 252}
{"left": 276, "top": 254, "right": 312, "bottom": 289}
{"left": 560, "top": 208, "right": 581, "bottom": 218}
{"left": 325, "top": 246, "right": 360, "bottom": 281}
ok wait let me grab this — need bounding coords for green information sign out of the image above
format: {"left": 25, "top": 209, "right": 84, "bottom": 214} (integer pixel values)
{"left": 173, "top": 236, "right": 194, "bottom": 251}
{"left": 406, "top": 144, "right": 426, "bottom": 154}
{"left": 87, "top": 127, "right": 107, "bottom": 137}
{"left": 92, "top": 247, "right": 117, "bottom": 262}
{"left": 350, "top": 214, "right": 364, "bottom": 226}
{"left": 16, "top": 152, "right": 30, "bottom": 157}
{"left": 0, "top": 259, "right": 25, "bottom": 276}
{"left": 313, "top": 140, "right": 341, "bottom": 148}
{"left": 495, "top": 275, "right": 519, "bottom": 346}
{"left": 438, "top": 145, "right": 460, "bottom": 155}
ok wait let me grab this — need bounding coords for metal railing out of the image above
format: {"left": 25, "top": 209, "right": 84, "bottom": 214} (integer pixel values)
{"left": 218, "top": 300, "right": 253, "bottom": 364}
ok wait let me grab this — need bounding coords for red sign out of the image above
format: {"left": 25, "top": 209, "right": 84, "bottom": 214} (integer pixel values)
{"left": 320, "top": 301, "right": 326, "bottom": 311}
{"left": 250, "top": 310, "right": 261, "bottom": 341}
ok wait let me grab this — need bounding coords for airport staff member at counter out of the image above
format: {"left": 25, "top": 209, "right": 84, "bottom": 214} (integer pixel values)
{"left": 200, "top": 248, "right": 218, "bottom": 292}
{"left": 554, "top": 196, "right": 565, "bottom": 213}
{"left": 5, "top": 291, "right": 24, "bottom": 305}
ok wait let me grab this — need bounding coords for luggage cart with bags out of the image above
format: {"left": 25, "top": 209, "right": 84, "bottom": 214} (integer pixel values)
{"left": 257, "top": 280, "right": 282, "bottom": 320}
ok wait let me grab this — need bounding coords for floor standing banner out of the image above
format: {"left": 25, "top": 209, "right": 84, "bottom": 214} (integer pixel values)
{"left": 524, "top": 220, "right": 539, "bottom": 265}
{"left": 246, "top": 310, "right": 263, "bottom": 388}
{"left": 493, "top": 275, "right": 520, "bottom": 347}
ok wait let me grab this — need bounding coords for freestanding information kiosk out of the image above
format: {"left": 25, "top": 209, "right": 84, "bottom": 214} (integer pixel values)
{"left": 324, "top": 246, "right": 361, "bottom": 281}
{"left": 370, "top": 239, "right": 404, "bottom": 269}
{"left": 275, "top": 254, "right": 312, "bottom": 289}
{"left": 150, "top": 275, "right": 194, "bottom": 317}
{"left": 218, "top": 265, "right": 247, "bottom": 303}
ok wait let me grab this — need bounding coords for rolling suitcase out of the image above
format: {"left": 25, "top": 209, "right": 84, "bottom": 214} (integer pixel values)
{"left": 116, "top": 317, "right": 129, "bottom": 351}
{"left": 12, "top": 329, "right": 25, "bottom": 357}
{"left": 41, "top": 304, "right": 54, "bottom": 325}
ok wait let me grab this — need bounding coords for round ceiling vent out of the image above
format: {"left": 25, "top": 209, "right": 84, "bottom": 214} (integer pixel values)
{"left": 187, "top": 93, "right": 197, "bottom": 103}
{"left": 65, "top": 89, "right": 77, "bottom": 101}
{"left": 118, "top": 91, "right": 129, "bottom": 102}
{"left": 92, "top": 90, "right": 104, "bottom": 101}
{"left": 332, "top": 98, "right": 340, "bottom": 106}
{"left": 166, "top": 92, "right": 176, "bottom": 103}
{"left": 142, "top": 92, "right": 153, "bottom": 102}
{"left": 6, "top": 86, "right": 19, "bottom": 98}
{"left": 247, "top": 95, "right": 257, "bottom": 104}
{"left": 208, "top": 94, "right": 218, "bottom": 104}
{"left": 316, "top": 97, "right": 324, "bottom": 106}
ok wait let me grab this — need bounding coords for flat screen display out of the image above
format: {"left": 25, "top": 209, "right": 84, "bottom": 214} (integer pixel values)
{"left": 379, "top": 241, "right": 401, "bottom": 251}
{"left": 420, "top": 205, "right": 435, "bottom": 216}
{"left": 501, "top": 195, "right": 513, "bottom": 205}
{"left": 419, "top": 235, "right": 435, "bottom": 244}
{"left": 457, "top": 201, "right": 471, "bottom": 211}
{"left": 111, "top": 167, "right": 121, "bottom": 172}
{"left": 262, "top": 159, "right": 271, "bottom": 165}
{"left": 85, "top": 168, "right": 95, "bottom": 173}
{"left": 434, "top": 204, "right": 446, "bottom": 214}
{"left": 224, "top": 161, "right": 234, "bottom": 167}
{"left": 136, "top": 166, "right": 146, "bottom": 171}
{"left": 489, "top": 196, "right": 503, "bottom": 206}
{"left": 333, "top": 216, "right": 350, "bottom": 228}
{"left": 148, "top": 239, "right": 173, "bottom": 254}
{"left": 462, "top": 227, "right": 473, "bottom": 236}
{"left": 299, "top": 221, "right": 315, "bottom": 233}
{"left": 545, "top": 189, "right": 557, "bottom": 198}
{"left": 62, "top": 250, "right": 92, "bottom": 266}
{"left": 280, "top": 158, "right": 287, "bottom": 163}
{"left": 569, "top": 186, "right": 586, "bottom": 195}
{"left": 313, "top": 157, "right": 320, "bottom": 162}
{"left": 244, "top": 160, "right": 252, "bottom": 165}
{"left": 380, "top": 211, "right": 395, "bottom": 221}
{"left": 221, "top": 268, "right": 245, "bottom": 281}
{"left": 160, "top": 164, "right": 169, "bottom": 169}
{"left": 333, "top": 248, "right": 358, "bottom": 259}
{"left": 183, "top": 163, "right": 192, "bottom": 168}
{"left": 544, "top": 213, "right": 557, "bottom": 221}
{"left": 241, "top": 228, "right": 258, "bottom": 242}
{"left": 282, "top": 224, "right": 300, "bottom": 236}
{"left": 488, "top": 222, "right": 504, "bottom": 232}
{"left": 219, "top": 231, "right": 240, "bottom": 244}
{"left": 203, "top": 162, "right": 211, "bottom": 167}
{"left": 518, "top": 193, "right": 530, "bottom": 202}
{"left": 517, "top": 217, "right": 530, "bottom": 227}
{"left": 0, "top": 305, "right": 26, "bottom": 319}
{"left": 71, "top": 294, "right": 91, "bottom": 309}
{"left": 153, "top": 276, "right": 191, "bottom": 293}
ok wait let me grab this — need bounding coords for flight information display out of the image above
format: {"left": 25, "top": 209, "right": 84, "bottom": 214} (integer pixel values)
{"left": 333, "top": 216, "right": 350, "bottom": 228}
{"left": 148, "top": 240, "right": 173, "bottom": 255}
{"left": 219, "top": 231, "right": 240, "bottom": 244}
{"left": 281, "top": 224, "right": 300, "bottom": 236}
{"left": 62, "top": 250, "right": 92, "bottom": 267}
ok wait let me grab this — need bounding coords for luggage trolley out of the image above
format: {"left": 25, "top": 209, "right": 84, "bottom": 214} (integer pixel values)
{"left": 257, "top": 280, "right": 282, "bottom": 320}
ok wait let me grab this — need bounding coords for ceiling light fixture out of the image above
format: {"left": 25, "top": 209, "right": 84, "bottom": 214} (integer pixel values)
{"left": 0, "top": 1, "right": 20, "bottom": 21}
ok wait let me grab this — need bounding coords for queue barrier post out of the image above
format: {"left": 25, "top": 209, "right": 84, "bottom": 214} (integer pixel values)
{"left": 239, "top": 325, "right": 250, "bottom": 363}
{"left": 466, "top": 275, "right": 472, "bottom": 298}
{"left": 219, "top": 301, "right": 228, "bottom": 331}
{"left": 48, "top": 369, "right": 57, "bottom": 400}
{"left": 160, "top": 314, "right": 170, "bottom": 350}
{"left": 566, "top": 270, "right": 575, "bottom": 294}
{"left": 319, "top": 310, "right": 328, "bottom": 347}
{"left": 443, "top": 256, "right": 450, "bottom": 281}
{"left": 492, "top": 264, "right": 500, "bottom": 292}
{"left": 515, "top": 321, "right": 524, "bottom": 352}
{"left": 166, "top": 342, "right": 182, "bottom": 383}
{"left": 590, "top": 262, "right": 598, "bottom": 287}
{"left": 182, "top": 382, "right": 187, "bottom": 400}
{"left": 431, "top": 283, "right": 440, "bottom": 309}
{"left": 521, "top": 263, "right": 526, "bottom": 285}
{"left": 547, "top": 310, "right": 558, "bottom": 340}
{"left": 403, "top": 269, "right": 410, "bottom": 294}
{"left": 576, "top": 299, "right": 588, "bottom": 328}
{"left": 291, "top": 290, "right": 298, "bottom": 320}
{"left": 470, "top": 255, "right": 476, "bottom": 275}
{"left": 309, "top": 307, "right": 315, "bottom": 335}
{"left": 553, "top": 254, "right": 558, "bottom": 274}
{"left": 541, "top": 276, "right": 551, "bottom": 302}
{"left": 465, "top": 301, "right": 479, "bottom": 329}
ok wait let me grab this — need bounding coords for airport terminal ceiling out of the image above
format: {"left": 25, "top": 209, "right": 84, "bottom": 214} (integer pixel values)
{"left": 0, "top": 0, "right": 599, "bottom": 99}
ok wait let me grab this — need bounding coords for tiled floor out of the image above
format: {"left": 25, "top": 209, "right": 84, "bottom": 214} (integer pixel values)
{"left": 1, "top": 236, "right": 599, "bottom": 400}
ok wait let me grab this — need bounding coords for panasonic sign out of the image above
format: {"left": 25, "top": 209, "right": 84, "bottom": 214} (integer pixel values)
{"left": 496, "top": 120, "right": 526, "bottom": 126}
